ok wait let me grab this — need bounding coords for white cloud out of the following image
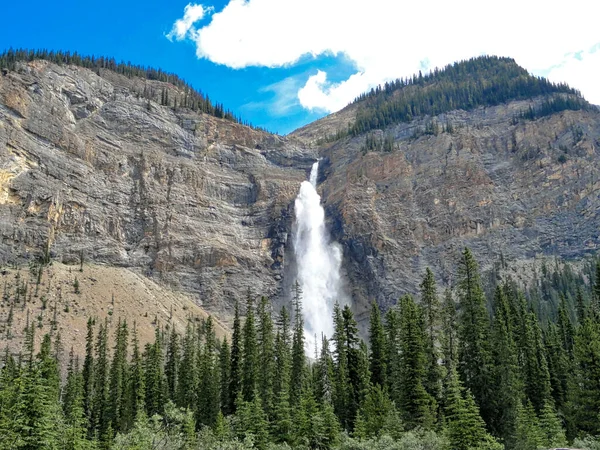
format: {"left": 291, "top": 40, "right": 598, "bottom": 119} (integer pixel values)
{"left": 546, "top": 45, "right": 600, "bottom": 105}
{"left": 166, "top": 3, "right": 210, "bottom": 42}
{"left": 168, "top": 0, "right": 600, "bottom": 112}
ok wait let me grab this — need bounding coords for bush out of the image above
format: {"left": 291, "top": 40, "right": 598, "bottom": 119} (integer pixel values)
{"left": 574, "top": 436, "right": 600, "bottom": 450}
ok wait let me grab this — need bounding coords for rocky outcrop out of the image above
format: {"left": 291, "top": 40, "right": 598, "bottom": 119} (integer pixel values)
{"left": 2, "top": 58, "right": 600, "bottom": 327}
{"left": 304, "top": 100, "right": 600, "bottom": 318}
{"left": 0, "top": 60, "right": 315, "bottom": 316}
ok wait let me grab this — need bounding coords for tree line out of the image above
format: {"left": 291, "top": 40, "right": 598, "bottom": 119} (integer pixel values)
{"left": 0, "top": 48, "right": 264, "bottom": 131}
{"left": 1, "top": 248, "right": 600, "bottom": 449}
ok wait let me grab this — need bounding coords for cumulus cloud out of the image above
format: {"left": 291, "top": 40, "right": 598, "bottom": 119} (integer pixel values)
{"left": 168, "top": 0, "right": 600, "bottom": 111}
{"left": 166, "top": 3, "right": 210, "bottom": 42}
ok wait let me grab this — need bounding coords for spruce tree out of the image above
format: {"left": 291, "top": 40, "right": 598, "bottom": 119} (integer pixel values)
{"left": 513, "top": 400, "right": 544, "bottom": 450}
{"left": 143, "top": 328, "right": 164, "bottom": 417}
{"left": 124, "top": 322, "right": 145, "bottom": 428}
{"left": 384, "top": 306, "right": 401, "bottom": 405}
{"left": 219, "top": 337, "right": 231, "bottom": 415}
{"left": 397, "top": 294, "right": 435, "bottom": 429}
{"left": 197, "top": 316, "right": 220, "bottom": 427}
{"left": 257, "top": 296, "right": 275, "bottom": 415}
{"left": 177, "top": 322, "right": 198, "bottom": 412}
{"left": 544, "top": 323, "right": 570, "bottom": 412}
{"left": 63, "top": 352, "right": 90, "bottom": 449}
{"left": 164, "top": 326, "right": 180, "bottom": 403}
{"left": 522, "top": 311, "right": 551, "bottom": 412}
{"left": 82, "top": 317, "right": 95, "bottom": 431}
{"left": 332, "top": 302, "right": 352, "bottom": 430}
{"left": 290, "top": 281, "right": 305, "bottom": 407}
{"left": 441, "top": 289, "right": 458, "bottom": 374}
{"left": 271, "top": 307, "right": 293, "bottom": 444}
{"left": 489, "top": 286, "right": 521, "bottom": 444}
{"left": 242, "top": 293, "right": 258, "bottom": 403}
{"left": 444, "top": 367, "right": 497, "bottom": 450}
{"left": 572, "top": 316, "right": 600, "bottom": 434}
{"left": 92, "top": 320, "right": 110, "bottom": 440}
{"left": 368, "top": 301, "right": 386, "bottom": 387}
{"left": 420, "top": 268, "right": 443, "bottom": 408}
{"left": 228, "top": 300, "right": 243, "bottom": 413}
{"left": 108, "top": 320, "right": 128, "bottom": 432}
{"left": 538, "top": 400, "right": 567, "bottom": 448}
{"left": 456, "top": 248, "right": 493, "bottom": 425}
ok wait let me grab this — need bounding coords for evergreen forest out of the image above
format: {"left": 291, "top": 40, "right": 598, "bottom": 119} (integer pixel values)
{"left": 348, "top": 56, "right": 590, "bottom": 137}
{"left": 1, "top": 249, "right": 600, "bottom": 449}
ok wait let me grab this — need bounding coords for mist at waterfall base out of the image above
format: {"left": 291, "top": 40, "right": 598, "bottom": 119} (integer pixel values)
{"left": 292, "top": 161, "right": 345, "bottom": 352}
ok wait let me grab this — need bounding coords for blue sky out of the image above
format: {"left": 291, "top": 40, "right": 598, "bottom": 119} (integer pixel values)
{"left": 0, "top": 0, "right": 350, "bottom": 133}
{"left": 2, "top": 0, "right": 599, "bottom": 134}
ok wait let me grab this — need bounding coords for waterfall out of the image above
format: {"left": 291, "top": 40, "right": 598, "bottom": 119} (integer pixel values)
{"left": 293, "top": 161, "right": 344, "bottom": 350}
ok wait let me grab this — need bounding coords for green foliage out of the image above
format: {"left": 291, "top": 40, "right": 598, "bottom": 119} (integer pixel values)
{"left": 397, "top": 295, "right": 436, "bottom": 429}
{"left": 0, "top": 247, "right": 597, "bottom": 449}
{"left": 368, "top": 301, "right": 386, "bottom": 388}
{"left": 457, "top": 248, "right": 493, "bottom": 425}
{"left": 350, "top": 56, "right": 585, "bottom": 136}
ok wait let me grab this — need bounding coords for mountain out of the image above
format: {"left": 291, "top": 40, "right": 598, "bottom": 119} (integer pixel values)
{"left": 0, "top": 53, "right": 599, "bottom": 338}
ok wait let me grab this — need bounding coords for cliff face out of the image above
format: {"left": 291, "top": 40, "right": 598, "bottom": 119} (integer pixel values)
{"left": 1, "top": 59, "right": 600, "bottom": 326}
{"left": 298, "top": 100, "right": 600, "bottom": 320}
{"left": 0, "top": 60, "right": 315, "bottom": 316}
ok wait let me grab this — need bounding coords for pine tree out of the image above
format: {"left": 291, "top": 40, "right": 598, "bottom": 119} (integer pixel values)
{"left": 576, "top": 287, "right": 586, "bottom": 323}
{"left": 420, "top": 268, "right": 443, "bottom": 409}
{"left": 444, "top": 367, "right": 497, "bottom": 450}
{"left": 218, "top": 337, "right": 231, "bottom": 415}
{"left": 488, "top": 286, "right": 521, "bottom": 444}
{"left": 257, "top": 296, "right": 275, "bottom": 415}
{"left": 384, "top": 306, "right": 401, "bottom": 405}
{"left": 108, "top": 320, "right": 128, "bottom": 432}
{"left": 124, "top": 322, "right": 145, "bottom": 429}
{"left": 441, "top": 289, "right": 458, "bottom": 374}
{"left": 290, "top": 281, "right": 305, "bottom": 407}
{"left": 557, "top": 294, "right": 575, "bottom": 354}
{"left": 332, "top": 302, "right": 352, "bottom": 430}
{"left": 14, "top": 359, "right": 62, "bottom": 449}
{"left": 397, "top": 295, "right": 435, "bottom": 429}
{"left": 82, "top": 318, "right": 95, "bottom": 431}
{"left": 236, "top": 393, "right": 270, "bottom": 450}
{"left": 242, "top": 293, "right": 258, "bottom": 403}
{"left": 143, "top": 328, "right": 164, "bottom": 417}
{"left": 271, "top": 307, "right": 293, "bottom": 444}
{"left": 63, "top": 351, "right": 91, "bottom": 449}
{"left": 544, "top": 323, "right": 570, "bottom": 412}
{"left": 522, "top": 311, "right": 551, "bottom": 412}
{"left": 92, "top": 320, "right": 110, "bottom": 440}
{"left": 456, "top": 248, "right": 493, "bottom": 425}
{"left": 513, "top": 400, "right": 544, "bottom": 450}
{"left": 356, "top": 383, "right": 395, "bottom": 438}
{"left": 368, "top": 301, "right": 386, "bottom": 387}
{"left": 228, "top": 300, "right": 243, "bottom": 413}
{"left": 572, "top": 316, "right": 600, "bottom": 434}
{"left": 164, "top": 326, "right": 180, "bottom": 403}
{"left": 197, "top": 316, "right": 220, "bottom": 427}
{"left": 322, "top": 335, "right": 338, "bottom": 401}
{"left": 538, "top": 400, "right": 567, "bottom": 448}
{"left": 177, "top": 322, "right": 198, "bottom": 412}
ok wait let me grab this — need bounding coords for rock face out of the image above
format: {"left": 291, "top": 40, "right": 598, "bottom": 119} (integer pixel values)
{"left": 0, "top": 60, "right": 315, "bottom": 316}
{"left": 296, "top": 100, "right": 600, "bottom": 320}
{"left": 2, "top": 59, "right": 600, "bottom": 326}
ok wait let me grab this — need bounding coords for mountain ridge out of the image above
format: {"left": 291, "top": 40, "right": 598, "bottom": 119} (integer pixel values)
{"left": 0, "top": 53, "right": 599, "bottom": 336}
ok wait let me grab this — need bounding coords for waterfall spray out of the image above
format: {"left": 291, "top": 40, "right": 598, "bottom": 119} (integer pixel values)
{"left": 293, "top": 161, "right": 344, "bottom": 350}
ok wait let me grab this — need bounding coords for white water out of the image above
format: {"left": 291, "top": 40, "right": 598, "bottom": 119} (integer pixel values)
{"left": 293, "top": 161, "right": 344, "bottom": 350}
